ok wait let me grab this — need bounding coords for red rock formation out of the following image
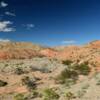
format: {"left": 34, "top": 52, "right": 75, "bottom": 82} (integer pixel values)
{"left": 40, "top": 48, "right": 58, "bottom": 57}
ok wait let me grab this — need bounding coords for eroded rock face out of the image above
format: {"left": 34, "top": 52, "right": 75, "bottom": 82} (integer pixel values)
{"left": 40, "top": 48, "right": 58, "bottom": 57}
{"left": 0, "top": 49, "right": 39, "bottom": 59}
{"left": 88, "top": 40, "right": 100, "bottom": 48}
{"left": 0, "top": 42, "right": 44, "bottom": 59}
{"left": 56, "top": 41, "right": 100, "bottom": 60}
{"left": 0, "top": 40, "right": 99, "bottom": 67}
{"left": 0, "top": 51, "right": 8, "bottom": 59}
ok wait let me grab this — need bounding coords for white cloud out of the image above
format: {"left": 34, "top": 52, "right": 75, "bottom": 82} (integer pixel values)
{"left": 5, "top": 12, "right": 16, "bottom": 16}
{"left": 0, "top": 21, "right": 15, "bottom": 32}
{"left": 62, "top": 40, "right": 76, "bottom": 44}
{"left": 0, "top": 39, "right": 10, "bottom": 42}
{"left": 23, "top": 24, "right": 35, "bottom": 30}
{"left": 0, "top": 1, "right": 8, "bottom": 8}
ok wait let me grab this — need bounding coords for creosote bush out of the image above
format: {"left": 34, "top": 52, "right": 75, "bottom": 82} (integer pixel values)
{"left": 43, "top": 88, "right": 59, "bottom": 100}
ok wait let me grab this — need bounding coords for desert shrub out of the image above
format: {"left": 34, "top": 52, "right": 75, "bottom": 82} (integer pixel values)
{"left": 43, "top": 88, "right": 59, "bottom": 100}
{"left": 25, "top": 90, "right": 41, "bottom": 99}
{"left": 77, "top": 90, "right": 86, "bottom": 98}
{"left": 21, "top": 76, "right": 37, "bottom": 91}
{"left": 31, "top": 90, "right": 39, "bottom": 98}
{"left": 5, "top": 63, "right": 9, "bottom": 67}
{"left": 73, "top": 63, "right": 90, "bottom": 75}
{"left": 65, "top": 79, "right": 76, "bottom": 87}
{"left": 56, "top": 68, "right": 78, "bottom": 84}
{"left": 84, "top": 61, "right": 89, "bottom": 65}
{"left": 30, "top": 90, "right": 42, "bottom": 98}
{"left": 15, "top": 67, "right": 24, "bottom": 75}
{"left": 65, "top": 92, "right": 76, "bottom": 100}
{"left": 0, "top": 80, "right": 8, "bottom": 87}
{"left": 96, "top": 79, "right": 100, "bottom": 85}
{"left": 14, "top": 93, "right": 26, "bottom": 100}
{"left": 62, "top": 60, "right": 73, "bottom": 65}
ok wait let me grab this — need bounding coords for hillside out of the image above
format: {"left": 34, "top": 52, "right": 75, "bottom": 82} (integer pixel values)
{"left": 0, "top": 40, "right": 99, "bottom": 100}
{"left": 0, "top": 42, "right": 45, "bottom": 59}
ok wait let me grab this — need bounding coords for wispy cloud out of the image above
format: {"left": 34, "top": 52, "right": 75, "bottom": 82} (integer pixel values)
{"left": 62, "top": 40, "right": 76, "bottom": 44}
{"left": 23, "top": 24, "right": 35, "bottom": 30}
{"left": 0, "top": 1, "right": 8, "bottom": 8}
{"left": 0, "top": 38, "right": 10, "bottom": 42}
{"left": 5, "top": 12, "right": 16, "bottom": 16}
{"left": 0, "top": 21, "right": 15, "bottom": 32}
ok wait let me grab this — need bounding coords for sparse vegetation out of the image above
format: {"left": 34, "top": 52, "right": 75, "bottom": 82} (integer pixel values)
{"left": 62, "top": 60, "right": 73, "bottom": 65}
{"left": 56, "top": 62, "right": 90, "bottom": 86}
{"left": 0, "top": 80, "right": 8, "bottom": 87}
{"left": 65, "top": 92, "right": 76, "bottom": 100}
{"left": 21, "top": 76, "right": 37, "bottom": 91}
{"left": 15, "top": 67, "right": 24, "bottom": 75}
{"left": 77, "top": 90, "right": 86, "bottom": 98}
{"left": 25, "top": 90, "right": 41, "bottom": 99}
{"left": 56, "top": 68, "right": 78, "bottom": 84}
{"left": 0, "top": 40, "right": 99, "bottom": 100}
{"left": 31, "top": 90, "right": 40, "bottom": 98}
{"left": 96, "top": 79, "right": 100, "bottom": 85}
{"left": 43, "top": 88, "right": 59, "bottom": 100}
{"left": 14, "top": 93, "right": 26, "bottom": 100}
{"left": 73, "top": 63, "right": 90, "bottom": 75}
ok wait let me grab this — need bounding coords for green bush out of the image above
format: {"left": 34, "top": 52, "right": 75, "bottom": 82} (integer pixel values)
{"left": 14, "top": 93, "right": 26, "bottom": 100}
{"left": 62, "top": 60, "right": 73, "bottom": 65}
{"left": 96, "top": 79, "right": 100, "bottom": 85}
{"left": 43, "top": 88, "right": 59, "bottom": 100}
{"left": 56, "top": 68, "right": 78, "bottom": 84}
{"left": 0, "top": 80, "right": 8, "bottom": 87}
{"left": 31, "top": 90, "right": 40, "bottom": 98}
{"left": 56, "top": 62, "right": 90, "bottom": 86}
{"left": 73, "top": 63, "right": 90, "bottom": 75}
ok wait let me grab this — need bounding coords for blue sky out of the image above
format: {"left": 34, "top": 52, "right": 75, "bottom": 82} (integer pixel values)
{"left": 0, "top": 0, "right": 100, "bottom": 46}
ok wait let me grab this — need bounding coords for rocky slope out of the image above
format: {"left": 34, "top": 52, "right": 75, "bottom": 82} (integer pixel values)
{"left": 0, "top": 42, "right": 44, "bottom": 59}
{"left": 0, "top": 40, "right": 99, "bottom": 100}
